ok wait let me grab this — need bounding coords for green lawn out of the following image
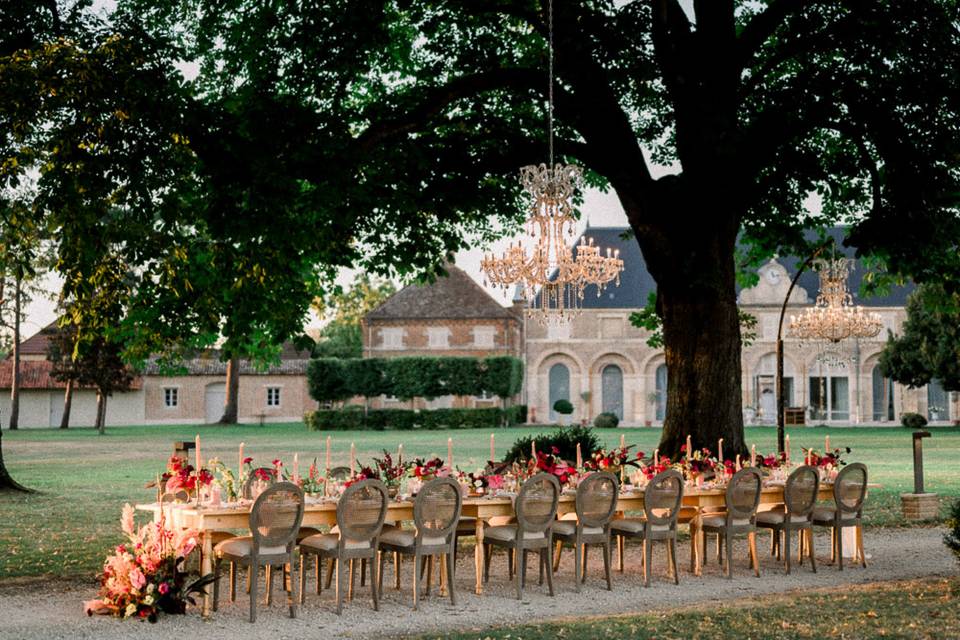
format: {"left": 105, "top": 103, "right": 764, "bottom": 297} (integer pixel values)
{"left": 1, "top": 423, "right": 957, "bottom": 581}
{"left": 420, "top": 576, "right": 960, "bottom": 640}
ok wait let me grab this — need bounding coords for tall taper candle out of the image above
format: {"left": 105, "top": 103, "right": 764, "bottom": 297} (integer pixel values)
{"left": 350, "top": 442, "right": 356, "bottom": 478}
{"left": 448, "top": 437, "right": 454, "bottom": 470}
{"left": 686, "top": 435, "right": 692, "bottom": 457}
{"left": 620, "top": 434, "right": 626, "bottom": 450}
{"left": 293, "top": 453, "right": 299, "bottom": 483}
{"left": 238, "top": 442, "right": 245, "bottom": 478}
{"left": 325, "top": 436, "right": 331, "bottom": 472}
{"left": 806, "top": 448, "right": 810, "bottom": 466}
{"left": 825, "top": 434, "right": 830, "bottom": 454}
{"left": 718, "top": 438, "right": 724, "bottom": 462}
{"left": 785, "top": 434, "right": 791, "bottom": 465}
{"left": 195, "top": 434, "right": 201, "bottom": 472}
{"left": 398, "top": 443, "right": 403, "bottom": 465}
{"left": 654, "top": 449, "right": 659, "bottom": 467}
{"left": 490, "top": 433, "right": 495, "bottom": 463}
{"left": 576, "top": 443, "right": 582, "bottom": 469}
{"left": 736, "top": 454, "right": 741, "bottom": 471}
{"left": 751, "top": 444, "right": 756, "bottom": 467}
{"left": 531, "top": 440, "right": 536, "bottom": 460}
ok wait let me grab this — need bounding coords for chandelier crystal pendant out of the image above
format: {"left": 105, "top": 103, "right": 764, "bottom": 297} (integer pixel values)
{"left": 480, "top": 0, "right": 624, "bottom": 324}
{"left": 788, "top": 258, "right": 884, "bottom": 348}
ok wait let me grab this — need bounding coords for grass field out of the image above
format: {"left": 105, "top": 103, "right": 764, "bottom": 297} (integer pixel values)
{"left": 418, "top": 576, "right": 960, "bottom": 640}
{"left": 1, "top": 423, "right": 958, "bottom": 581}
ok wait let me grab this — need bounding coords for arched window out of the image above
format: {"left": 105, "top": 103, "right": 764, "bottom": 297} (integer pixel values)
{"left": 928, "top": 379, "right": 950, "bottom": 421}
{"left": 655, "top": 364, "right": 668, "bottom": 422}
{"left": 871, "top": 367, "right": 895, "bottom": 421}
{"left": 548, "top": 363, "right": 570, "bottom": 422}
{"left": 601, "top": 365, "right": 623, "bottom": 420}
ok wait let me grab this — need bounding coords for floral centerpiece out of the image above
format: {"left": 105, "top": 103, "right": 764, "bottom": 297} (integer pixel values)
{"left": 461, "top": 470, "right": 505, "bottom": 496}
{"left": 300, "top": 459, "right": 326, "bottom": 495}
{"left": 680, "top": 445, "right": 718, "bottom": 483}
{"left": 371, "top": 450, "right": 411, "bottom": 496}
{"left": 206, "top": 458, "right": 238, "bottom": 502}
{"left": 84, "top": 505, "right": 214, "bottom": 622}
{"left": 160, "top": 455, "right": 212, "bottom": 498}
{"left": 801, "top": 446, "right": 850, "bottom": 469}
{"left": 637, "top": 459, "right": 674, "bottom": 483}
{"left": 410, "top": 457, "right": 448, "bottom": 481}
{"left": 585, "top": 445, "right": 642, "bottom": 476}
{"left": 531, "top": 447, "right": 577, "bottom": 487}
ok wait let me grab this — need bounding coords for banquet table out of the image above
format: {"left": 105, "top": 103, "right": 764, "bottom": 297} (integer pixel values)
{"left": 136, "top": 480, "right": 849, "bottom": 613}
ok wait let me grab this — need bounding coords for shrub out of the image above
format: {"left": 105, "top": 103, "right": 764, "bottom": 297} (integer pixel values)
{"left": 945, "top": 498, "right": 960, "bottom": 564}
{"left": 306, "top": 358, "right": 351, "bottom": 403}
{"left": 346, "top": 358, "right": 387, "bottom": 398}
{"left": 593, "top": 412, "right": 619, "bottom": 428}
{"left": 503, "top": 425, "right": 600, "bottom": 465}
{"left": 504, "top": 405, "right": 527, "bottom": 426}
{"left": 306, "top": 407, "right": 510, "bottom": 431}
{"left": 901, "top": 412, "right": 929, "bottom": 429}
{"left": 483, "top": 356, "right": 524, "bottom": 398}
{"left": 553, "top": 399, "right": 574, "bottom": 415}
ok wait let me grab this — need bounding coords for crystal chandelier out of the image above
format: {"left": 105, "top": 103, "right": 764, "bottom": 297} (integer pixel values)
{"left": 788, "top": 258, "right": 883, "bottom": 345}
{"left": 479, "top": 0, "right": 623, "bottom": 324}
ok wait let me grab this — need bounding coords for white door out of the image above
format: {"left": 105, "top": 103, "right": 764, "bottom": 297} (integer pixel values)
{"left": 205, "top": 383, "right": 226, "bottom": 424}
{"left": 49, "top": 392, "right": 65, "bottom": 427}
{"left": 760, "top": 388, "right": 776, "bottom": 421}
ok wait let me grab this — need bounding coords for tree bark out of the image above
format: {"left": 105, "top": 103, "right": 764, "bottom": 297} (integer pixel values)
{"left": 95, "top": 389, "right": 107, "bottom": 435}
{"left": 59, "top": 378, "right": 74, "bottom": 429}
{"left": 8, "top": 270, "right": 21, "bottom": 430}
{"left": 219, "top": 355, "right": 240, "bottom": 424}
{"left": 0, "top": 425, "right": 31, "bottom": 491}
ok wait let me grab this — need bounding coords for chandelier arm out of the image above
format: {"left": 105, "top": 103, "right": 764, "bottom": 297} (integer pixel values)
{"left": 778, "top": 239, "right": 832, "bottom": 342}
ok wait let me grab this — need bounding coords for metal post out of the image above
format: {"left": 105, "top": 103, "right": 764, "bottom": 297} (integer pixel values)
{"left": 913, "top": 430, "right": 931, "bottom": 494}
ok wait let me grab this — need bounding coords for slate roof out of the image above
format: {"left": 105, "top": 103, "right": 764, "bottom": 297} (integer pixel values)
{"left": 365, "top": 264, "right": 515, "bottom": 320}
{"left": 0, "top": 360, "right": 143, "bottom": 390}
{"left": 574, "top": 226, "right": 913, "bottom": 309}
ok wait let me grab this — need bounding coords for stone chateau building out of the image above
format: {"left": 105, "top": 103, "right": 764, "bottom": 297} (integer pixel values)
{"left": 363, "top": 228, "right": 958, "bottom": 426}
{"left": 362, "top": 264, "right": 523, "bottom": 410}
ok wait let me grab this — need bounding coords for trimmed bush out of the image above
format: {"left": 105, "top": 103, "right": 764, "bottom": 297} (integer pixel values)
{"left": 305, "top": 407, "right": 515, "bottom": 431}
{"left": 504, "top": 404, "right": 527, "bottom": 426}
{"left": 483, "top": 356, "right": 524, "bottom": 398}
{"left": 306, "top": 358, "right": 352, "bottom": 403}
{"left": 593, "top": 412, "right": 619, "bottom": 428}
{"left": 901, "top": 412, "right": 929, "bottom": 429}
{"left": 346, "top": 357, "right": 387, "bottom": 398}
{"left": 503, "top": 425, "right": 599, "bottom": 465}
{"left": 553, "top": 399, "right": 574, "bottom": 415}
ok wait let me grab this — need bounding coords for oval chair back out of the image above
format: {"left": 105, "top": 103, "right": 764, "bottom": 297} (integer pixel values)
{"left": 834, "top": 462, "right": 868, "bottom": 517}
{"left": 516, "top": 473, "right": 561, "bottom": 536}
{"left": 575, "top": 471, "right": 619, "bottom": 529}
{"left": 784, "top": 465, "right": 820, "bottom": 522}
{"left": 725, "top": 467, "right": 763, "bottom": 526}
{"left": 249, "top": 482, "right": 305, "bottom": 554}
{"left": 414, "top": 477, "right": 463, "bottom": 545}
{"left": 328, "top": 466, "right": 352, "bottom": 482}
{"left": 336, "top": 479, "right": 389, "bottom": 547}
{"left": 644, "top": 469, "right": 685, "bottom": 529}
{"left": 243, "top": 467, "right": 278, "bottom": 499}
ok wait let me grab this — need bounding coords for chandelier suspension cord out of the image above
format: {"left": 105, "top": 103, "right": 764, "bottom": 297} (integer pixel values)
{"left": 548, "top": 0, "right": 554, "bottom": 167}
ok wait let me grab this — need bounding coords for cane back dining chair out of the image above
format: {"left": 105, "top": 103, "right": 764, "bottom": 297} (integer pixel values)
{"left": 483, "top": 473, "right": 560, "bottom": 600}
{"left": 298, "top": 479, "right": 388, "bottom": 614}
{"left": 812, "top": 462, "right": 868, "bottom": 570}
{"left": 212, "top": 482, "right": 304, "bottom": 623}
{"left": 699, "top": 467, "right": 762, "bottom": 579}
{"left": 610, "top": 469, "right": 684, "bottom": 586}
{"left": 552, "top": 472, "right": 619, "bottom": 592}
{"left": 756, "top": 465, "right": 819, "bottom": 574}
{"left": 377, "top": 477, "right": 462, "bottom": 609}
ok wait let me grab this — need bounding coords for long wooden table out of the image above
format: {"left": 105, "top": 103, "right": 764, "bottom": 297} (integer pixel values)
{"left": 139, "top": 481, "right": 851, "bottom": 612}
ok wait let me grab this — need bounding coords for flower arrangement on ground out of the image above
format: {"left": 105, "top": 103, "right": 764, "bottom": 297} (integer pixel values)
{"left": 84, "top": 505, "right": 214, "bottom": 622}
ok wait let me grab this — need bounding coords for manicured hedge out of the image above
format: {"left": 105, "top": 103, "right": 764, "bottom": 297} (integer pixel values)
{"left": 304, "top": 406, "right": 527, "bottom": 431}
{"left": 307, "top": 355, "right": 524, "bottom": 402}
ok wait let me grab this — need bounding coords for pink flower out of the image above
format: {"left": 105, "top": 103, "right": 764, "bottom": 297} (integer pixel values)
{"left": 158, "top": 582, "right": 170, "bottom": 595}
{"left": 129, "top": 568, "right": 146, "bottom": 591}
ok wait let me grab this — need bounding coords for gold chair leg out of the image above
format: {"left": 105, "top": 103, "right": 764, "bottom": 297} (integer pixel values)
{"left": 553, "top": 540, "right": 563, "bottom": 572}
{"left": 265, "top": 565, "right": 273, "bottom": 606}
{"left": 348, "top": 559, "right": 356, "bottom": 600}
{"left": 394, "top": 551, "right": 401, "bottom": 590}
{"left": 617, "top": 535, "right": 625, "bottom": 572}
{"left": 857, "top": 525, "right": 867, "bottom": 568}
{"left": 229, "top": 561, "right": 236, "bottom": 602}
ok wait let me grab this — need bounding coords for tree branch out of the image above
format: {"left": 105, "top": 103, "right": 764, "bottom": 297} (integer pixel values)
{"left": 736, "top": 0, "right": 806, "bottom": 67}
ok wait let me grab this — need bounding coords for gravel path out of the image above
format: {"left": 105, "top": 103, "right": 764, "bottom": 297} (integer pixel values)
{"left": 0, "top": 527, "right": 955, "bottom": 640}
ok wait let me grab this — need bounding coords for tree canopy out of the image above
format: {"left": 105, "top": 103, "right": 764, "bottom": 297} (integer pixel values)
{"left": 313, "top": 273, "right": 396, "bottom": 359}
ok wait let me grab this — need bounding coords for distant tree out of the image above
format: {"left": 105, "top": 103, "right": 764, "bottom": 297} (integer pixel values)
{"left": 880, "top": 284, "right": 960, "bottom": 392}
{"left": 313, "top": 274, "right": 396, "bottom": 359}
{"left": 46, "top": 321, "right": 79, "bottom": 429}
{"left": 74, "top": 335, "right": 136, "bottom": 435}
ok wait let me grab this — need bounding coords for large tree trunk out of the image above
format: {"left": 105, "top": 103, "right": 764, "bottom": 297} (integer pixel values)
{"left": 626, "top": 187, "right": 746, "bottom": 461}
{"left": 0, "top": 422, "right": 31, "bottom": 492}
{"left": 59, "top": 379, "right": 74, "bottom": 429}
{"left": 8, "top": 271, "right": 21, "bottom": 430}
{"left": 219, "top": 355, "right": 240, "bottom": 424}
{"left": 95, "top": 390, "right": 107, "bottom": 435}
